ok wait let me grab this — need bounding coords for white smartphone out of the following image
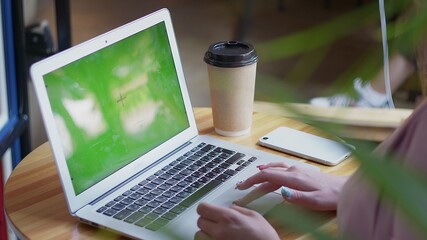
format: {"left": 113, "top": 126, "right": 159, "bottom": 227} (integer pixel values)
{"left": 258, "top": 127, "right": 354, "bottom": 166}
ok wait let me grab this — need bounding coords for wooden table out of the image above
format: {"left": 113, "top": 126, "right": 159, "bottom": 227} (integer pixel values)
{"left": 4, "top": 108, "right": 359, "bottom": 239}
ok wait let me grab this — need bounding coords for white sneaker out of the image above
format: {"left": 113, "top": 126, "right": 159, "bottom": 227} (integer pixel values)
{"left": 309, "top": 78, "right": 389, "bottom": 108}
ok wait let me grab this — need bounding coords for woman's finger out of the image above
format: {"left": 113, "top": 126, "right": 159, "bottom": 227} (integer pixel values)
{"left": 197, "top": 202, "right": 234, "bottom": 222}
{"left": 236, "top": 168, "right": 291, "bottom": 190}
{"left": 230, "top": 204, "right": 261, "bottom": 217}
{"left": 197, "top": 217, "right": 217, "bottom": 237}
{"left": 258, "top": 162, "right": 290, "bottom": 170}
{"left": 235, "top": 182, "right": 280, "bottom": 206}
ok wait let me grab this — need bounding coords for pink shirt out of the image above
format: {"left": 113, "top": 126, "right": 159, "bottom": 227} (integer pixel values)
{"left": 337, "top": 100, "right": 427, "bottom": 239}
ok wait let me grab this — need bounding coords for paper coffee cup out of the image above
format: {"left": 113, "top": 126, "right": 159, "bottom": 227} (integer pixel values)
{"left": 204, "top": 41, "right": 258, "bottom": 137}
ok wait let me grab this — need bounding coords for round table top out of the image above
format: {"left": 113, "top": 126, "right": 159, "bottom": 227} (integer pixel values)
{"left": 4, "top": 108, "right": 358, "bottom": 239}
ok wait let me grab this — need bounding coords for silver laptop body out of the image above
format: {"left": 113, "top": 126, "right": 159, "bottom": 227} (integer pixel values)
{"left": 31, "top": 8, "right": 317, "bottom": 239}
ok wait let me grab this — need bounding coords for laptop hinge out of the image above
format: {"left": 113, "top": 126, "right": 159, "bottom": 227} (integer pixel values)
{"left": 88, "top": 140, "right": 194, "bottom": 206}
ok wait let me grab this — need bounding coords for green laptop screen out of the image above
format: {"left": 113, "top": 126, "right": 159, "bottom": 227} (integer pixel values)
{"left": 43, "top": 22, "right": 189, "bottom": 195}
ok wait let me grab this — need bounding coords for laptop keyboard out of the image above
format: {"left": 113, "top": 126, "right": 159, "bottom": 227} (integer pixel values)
{"left": 96, "top": 142, "right": 257, "bottom": 231}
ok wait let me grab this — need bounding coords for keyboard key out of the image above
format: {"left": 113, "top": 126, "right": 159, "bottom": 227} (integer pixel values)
{"left": 147, "top": 175, "right": 156, "bottom": 181}
{"left": 212, "top": 167, "right": 225, "bottom": 174}
{"left": 120, "top": 198, "right": 134, "bottom": 205}
{"left": 205, "top": 162, "right": 217, "bottom": 168}
{"left": 179, "top": 169, "right": 192, "bottom": 176}
{"left": 248, "top": 157, "right": 257, "bottom": 162}
{"left": 172, "top": 174, "right": 186, "bottom": 181}
{"left": 114, "top": 195, "right": 125, "bottom": 202}
{"left": 221, "top": 148, "right": 235, "bottom": 155}
{"left": 242, "top": 161, "right": 251, "bottom": 167}
{"left": 134, "top": 199, "right": 148, "bottom": 206}
{"left": 169, "top": 197, "right": 182, "bottom": 204}
{"left": 198, "top": 176, "right": 209, "bottom": 183}
{"left": 191, "top": 181, "right": 203, "bottom": 188}
{"left": 159, "top": 173, "right": 172, "bottom": 180}
{"left": 154, "top": 196, "right": 168, "bottom": 203}
{"left": 184, "top": 186, "right": 197, "bottom": 193}
{"left": 207, "top": 151, "right": 219, "bottom": 157}
{"left": 96, "top": 206, "right": 107, "bottom": 213}
{"left": 201, "top": 155, "right": 213, "bottom": 161}
{"left": 198, "top": 167, "right": 211, "bottom": 173}
{"left": 165, "top": 179, "right": 178, "bottom": 186}
{"left": 150, "top": 189, "right": 163, "bottom": 196}
{"left": 103, "top": 209, "right": 118, "bottom": 216}
{"left": 224, "top": 169, "right": 237, "bottom": 176}
{"left": 187, "top": 165, "right": 199, "bottom": 171}
{"left": 170, "top": 205, "right": 187, "bottom": 214}
{"left": 200, "top": 144, "right": 215, "bottom": 152}
{"left": 181, "top": 160, "right": 192, "bottom": 166}
{"left": 177, "top": 181, "right": 190, "bottom": 188}
{"left": 161, "top": 202, "right": 175, "bottom": 209}
{"left": 146, "top": 217, "right": 169, "bottom": 231}
{"left": 193, "top": 151, "right": 205, "bottom": 157}
{"left": 236, "top": 166, "right": 245, "bottom": 171}
{"left": 137, "top": 188, "right": 150, "bottom": 195}
{"left": 138, "top": 180, "right": 148, "bottom": 186}
{"left": 153, "top": 207, "right": 168, "bottom": 215}
{"left": 219, "top": 153, "right": 231, "bottom": 159}
{"left": 184, "top": 176, "right": 197, "bottom": 183}
{"left": 205, "top": 172, "right": 218, "bottom": 178}
{"left": 194, "top": 160, "right": 204, "bottom": 166}
{"left": 225, "top": 153, "right": 245, "bottom": 164}
{"left": 114, "top": 209, "right": 132, "bottom": 220}
{"left": 142, "top": 193, "right": 156, "bottom": 201}
{"left": 162, "top": 165, "right": 172, "bottom": 171}
{"left": 166, "top": 169, "right": 179, "bottom": 175}
{"left": 122, "top": 190, "right": 132, "bottom": 196}
{"left": 126, "top": 204, "right": 140, "bottom": 212}
{"left": 219, "top": 163, "right": 231, "bottom": 168}
{"left": 147, "top": 201, "right": 160, "bottom": 208}
{"left": 180, "top": 180, "right": 221, "bottom": 207}
{"left": 139, "top": 206, "right": 153, "bottom": 214}
{"left": 135, "top": 217, "right": 152, "bottom": 227}
{"left": 129, "top": 193, "right": 142, "bottom": 200}
{"left": 176, "top": 191, "right": 190, "bottom": 199}
{"left": 144, "top": 183, "right": 157, "bottom": 190}
{"left": 173, "top": 164, "right": 186, "bottom": 170}
{"left": 162, "top": 212, "right": 178, "bottom": 220}
{"left": 157, "top": 184, "right": 170, "bottom": 191}
{"left": 188, "top": 156, "right": 200, "bottom": 161}
{"left": 112, "top": 203, "right": 126, "bottom": 211}
{"left": 145, "top": 212, "right": 159, "bottom": 220}
{"left": 215, "top": 174, "right": 231, "bottom": 182}
{"left": 212, "top": 157, "right": 223, "bottom": 164}
{"left": 151, "top": 178, "right": 164, "bottom": 185}
{"left": 169, "top": 186, "right": 182, "bottom": 192}
{"left": 191, "top": 171, "right": 203, "bottom": 178}
{"left": 162, "top": 191, "right": 174, "bottom": 198}
{"left": 236, "top": 160, "right": 245, "bottom": 165}
{"left": 125, "top": 211, "right": 145, "bottom": 223}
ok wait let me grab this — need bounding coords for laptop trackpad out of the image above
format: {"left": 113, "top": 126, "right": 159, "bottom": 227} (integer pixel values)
{"left": 211, "top": 185, "right": 283, "bottom": 214}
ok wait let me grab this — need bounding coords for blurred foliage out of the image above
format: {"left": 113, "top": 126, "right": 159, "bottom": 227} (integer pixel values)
{"left": 254, "top": 0, "right": 426, "bottom": 102}
{"left": 252, "top": 0, "right": 427, "bottom": 239}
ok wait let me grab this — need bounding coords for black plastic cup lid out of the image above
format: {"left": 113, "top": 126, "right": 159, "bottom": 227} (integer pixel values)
{"left": 204, "top": 40, "right": 258, "bottom": 68}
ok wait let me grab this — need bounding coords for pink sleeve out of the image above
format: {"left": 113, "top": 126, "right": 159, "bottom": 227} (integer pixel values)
{"left": 337, "top": 99, "right": 427, "bottom": 240}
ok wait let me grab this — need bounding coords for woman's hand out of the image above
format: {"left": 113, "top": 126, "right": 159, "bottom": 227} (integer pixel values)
{"left": 235, "top": 162, "right": 349, "bottom": 211}
{"left": 196, "top": 202, "right": 280, "bottom": 240}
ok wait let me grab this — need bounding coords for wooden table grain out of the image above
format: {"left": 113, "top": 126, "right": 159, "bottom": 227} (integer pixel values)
{"left": 4, "top": 108, "right": 359, "bottom": 239}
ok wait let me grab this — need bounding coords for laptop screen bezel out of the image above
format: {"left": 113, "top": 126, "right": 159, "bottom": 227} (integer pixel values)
{"left": 30, "top": 8, "right": 198, "bottom": 214}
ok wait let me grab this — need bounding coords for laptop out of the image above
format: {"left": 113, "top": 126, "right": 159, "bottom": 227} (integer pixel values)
{"left": 31, "top": 8, "right": 318, "bottom": 239}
